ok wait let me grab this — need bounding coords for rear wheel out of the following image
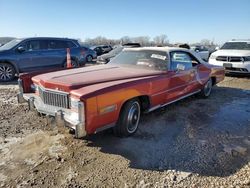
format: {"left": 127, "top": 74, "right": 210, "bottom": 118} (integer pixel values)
{"left": 200, "top": 78, "right": 212, "bottom": 98}
{"left": 113, "top": 99, "right": 141, "bottom": 137}
{"left": 86, "top": 55, "right": 93, "bottom": 62}
{"left": 0, "top": 63, "right": 16, "bottom": 82}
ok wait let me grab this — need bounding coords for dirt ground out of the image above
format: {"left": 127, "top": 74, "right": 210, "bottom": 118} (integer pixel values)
{"left": 0, "top": 75, "right": 249, "bottom": 188}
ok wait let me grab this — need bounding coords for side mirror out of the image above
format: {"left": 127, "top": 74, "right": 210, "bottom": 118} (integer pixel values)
{"left": 17, "top": 46, "right": 25, "bottom": 53}
{"left": 195, "top": 49, "right": 200, "bottom": 53}
{"left": 215, "top": 46, "right": 220, "bottom": 51}
{"left": 176, "top": 64, "right": 185, "bottom": 72}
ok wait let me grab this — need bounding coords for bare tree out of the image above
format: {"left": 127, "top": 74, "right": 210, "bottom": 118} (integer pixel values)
{"left": 132, "top": 36, "right": 150, "bottom": 46}
{"left": 120, "top": 36, "right": 132, "bottom": 44}
{"left": 200, "top": 39, "right": 212, "bottom": 46}
{"left": 153, "top": 34, "right": 169, "bottom": 46}
{"left": 83, "top": 34, "right": 170, "bottom": 47}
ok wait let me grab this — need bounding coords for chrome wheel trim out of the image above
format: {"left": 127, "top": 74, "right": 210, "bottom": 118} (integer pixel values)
{"left": 87, "top": 55, "right": 92, "bottom": 62}
{"left": 127, "top": 101, "right": 140, "bottom": 133}
{"left": 71, "top": 61, "right": 78, "bottom": 67}
{"left": 204, "top": 78, "right": 212, "bottom": 96}
{"left": 0, "top": 65, "right": 13, "bottom": 81}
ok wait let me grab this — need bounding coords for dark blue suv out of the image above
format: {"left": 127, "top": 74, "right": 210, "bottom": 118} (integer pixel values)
{"left": 0, "top": 37, "right": 97, "bottom": 81}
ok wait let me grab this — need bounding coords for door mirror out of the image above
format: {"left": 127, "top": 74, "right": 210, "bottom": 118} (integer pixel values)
{"left": 176, "top": 64, "right": 185, "bottom": 71}
{"left": 17, "top": 46, "right": 25, "bottom": 53}
{"left": 215, "top": 46, "right": 220, "bottom": 51}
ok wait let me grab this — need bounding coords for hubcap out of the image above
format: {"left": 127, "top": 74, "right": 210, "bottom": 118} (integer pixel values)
{"left": 204, "top": 79, "right": 212, "bottom": 96}
{"left": 71, "top": 61, "right": 77, "bottom": 67}
{"left": 127, "top": 102, "right": 140, "bottom": 133}
{"left": 87, "top": 56, "right": 92, "bottom": 62}
{"left": 0, "top": 65, "right": 13, "bottom": 81}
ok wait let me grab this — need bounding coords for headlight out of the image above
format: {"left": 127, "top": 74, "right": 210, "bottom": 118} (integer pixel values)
{"left": 30, "top": 84, "right": 38, "bottom": 92}
{"left": 69, "top": 98, "right": 84, "bottom": 122}
{"left": 70, "top": 98, "right": 80, "bottom": 111}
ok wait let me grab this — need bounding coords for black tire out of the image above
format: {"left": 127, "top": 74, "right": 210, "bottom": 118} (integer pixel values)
{"left": 86, "top": 55, "right": 93, "bottom": 62}
{"left": 113, "top": 99, "right": 141, "bottom": 137}
{"left": 0, "top": 63, "right": 16, "bottom": 82}
{"left": 63, "top": 59, "right": 79, "bottom": 68}
{"left": 200, "top": 78, "right": 212, "bottom": 98}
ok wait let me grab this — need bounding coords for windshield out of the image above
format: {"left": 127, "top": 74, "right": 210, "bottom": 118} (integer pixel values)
{"left": 221, "top": 42, "right": 250, "bottom": 50}
{"left": 0, "top": 39, "right": 22, "bottom": 50}
{"left": 109, "top": 50, "right": 168, "bottom": 71}
{"left": 107, "top": 46, "right": 124, "bottom": 56}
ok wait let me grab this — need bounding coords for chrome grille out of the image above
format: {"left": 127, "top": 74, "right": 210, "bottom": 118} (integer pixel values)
{"left": 216, "top": 56, "right": 227, "bottom": 61}
{"left": 38, "top": 86, "right": 69, "bottom": 109}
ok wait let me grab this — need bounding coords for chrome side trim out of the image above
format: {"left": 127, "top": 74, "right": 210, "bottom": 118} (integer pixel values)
{"left": 95, "top": 122, "right": 116, "bottom": 133}
{"left": 146, "top": 90, "right": 201, "bottom": 113}
{"left": 151, "top": 80, "right": 204, "bottom": 97}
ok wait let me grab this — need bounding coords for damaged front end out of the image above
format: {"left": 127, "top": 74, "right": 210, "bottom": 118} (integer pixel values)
{"left": 17, "top": 78, "right": 86, "bottom": 138}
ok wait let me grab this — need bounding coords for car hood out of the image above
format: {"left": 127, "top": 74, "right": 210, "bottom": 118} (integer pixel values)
{"left": 0, "top": 49, "right": 10, "bottom": 54}
{"left": 212, "top": 50, "right": 250, "bottom": 57}
{"left": 98, "top": 53, "right": 114, "bottom": 60}
{"left": 32, "top": 65, "right": 163, "bottom": 92}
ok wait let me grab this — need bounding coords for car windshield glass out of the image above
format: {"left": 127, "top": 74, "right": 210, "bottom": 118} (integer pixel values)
{"left": 109, "top": 50, "right": 168, "bottom": 71}
{"left": 221, "top": 42, "right": 250, "bottom": 50}
{"left": 108, "top": 46, "right": 123, "bottom": 56}
{"left": 0, "top": 39, "right": 22, "bottom": 50}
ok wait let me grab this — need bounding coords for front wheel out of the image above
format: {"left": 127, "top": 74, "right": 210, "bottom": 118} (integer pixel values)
{"left": 0, "top": 63, "right": 16, "bottom": 82}
{"left": 200, "top": 78, "right": 212, "bottom": 98}
{"left": 113, "top": 99, "right": 141, "bottom": 137}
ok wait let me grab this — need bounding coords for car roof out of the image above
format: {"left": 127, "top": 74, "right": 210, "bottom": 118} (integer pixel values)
{"left": 123, "top": 46, "right": 191, "bottom": 53}
{"left": 123, "top": 47, "right": 206, "bottom": 63}
{"left": 20, "top": 37, "right": 77, "bottom": 41}
{"left": 228, "top": 39, "right": 250, "bottom": 42}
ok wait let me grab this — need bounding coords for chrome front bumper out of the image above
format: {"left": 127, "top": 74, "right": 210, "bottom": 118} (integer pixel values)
{"left": 17, "top": 90, "right": 86, "bottom": 138}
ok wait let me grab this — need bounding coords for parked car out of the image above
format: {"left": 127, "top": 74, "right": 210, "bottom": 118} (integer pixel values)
{"left": 0, "top": 37, "right": 97, "bottom": 81}
{"left": 209, "top": 40, "right": 250, "bottom": 74}
{"left": 17, "top": 47, "right": 225, "bottom": 138}
{"left": 190, "top": 45, "right": 210, "bottom": 61}
{"left": 96, "top": 43, "right": 141, "bottom": 64}
{"left": 80, "top": 46, "right": 97, "bottom": 62}
{"left": 90, "top": 45, "right": 113, "bottom": 56}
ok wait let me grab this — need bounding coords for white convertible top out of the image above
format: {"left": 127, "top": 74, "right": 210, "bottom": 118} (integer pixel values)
{"left": 123, "top": 47, "right": 206, "bottom": 63}
{"left": 123, "top": 46, "right": 190, "bottom": 52}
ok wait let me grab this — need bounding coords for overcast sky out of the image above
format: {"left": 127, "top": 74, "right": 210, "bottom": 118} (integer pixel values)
{"left": 0, "top": 0, "right": 250, "bottom": 44}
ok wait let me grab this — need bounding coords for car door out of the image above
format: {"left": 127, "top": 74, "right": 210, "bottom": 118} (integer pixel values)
{"left": 15, "top": 40, "right": 44, "bottom": 72}
{"left": 39, "top": 40, "right": 67, "bottom": 68}
{"left": 166, "top": 51, "right": 197, "bottom": 101}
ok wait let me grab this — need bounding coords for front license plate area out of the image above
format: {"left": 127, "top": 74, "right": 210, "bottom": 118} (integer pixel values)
{"left": 223, "top": 63, "right": 232, "bottom": 68}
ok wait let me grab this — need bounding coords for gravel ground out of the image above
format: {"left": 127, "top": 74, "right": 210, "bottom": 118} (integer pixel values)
{"left": 0, "top": 76, "right": 250, "bottom": 188}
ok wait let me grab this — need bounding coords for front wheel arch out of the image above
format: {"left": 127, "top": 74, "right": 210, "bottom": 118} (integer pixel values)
{"left": 0, "top": 60, "right": 19, "bottom": 74}
{"left": 113, "top": 97, "right": 142, "bottom": 137}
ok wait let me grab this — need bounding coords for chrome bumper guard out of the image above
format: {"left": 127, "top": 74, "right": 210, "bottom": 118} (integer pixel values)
{"left": 17, "top": 82, "right": 86, "bottom": 138}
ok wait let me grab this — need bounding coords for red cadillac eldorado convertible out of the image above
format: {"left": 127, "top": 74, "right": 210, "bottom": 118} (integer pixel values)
{"left": 17, "top": 47, "right": 225, "bottom": 138}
